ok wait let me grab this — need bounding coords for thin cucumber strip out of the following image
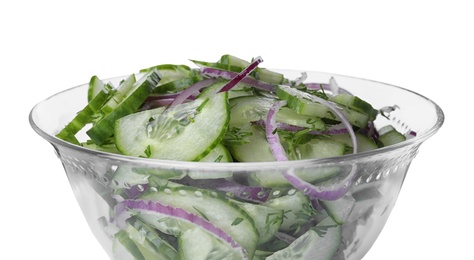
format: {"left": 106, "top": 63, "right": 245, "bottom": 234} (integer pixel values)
{"left": 87, "top": 75, "right": 106, "bottom": 102}
{"left": 329, "top": 93, "right": 378, "bottom": 120}
{"left": 100, "top": 74, "right": 136, "bottom": 115}
{"left": 56, "top": 87, "right": 113, "bottom": 144}
{"left": 328, "top": 133, "right": 378, "bottom": 153}
{"left": 219, "top": 54, "right": 288, "bottom": 85}
{"left": 377, "top": 125, "right": 406, "bottom": 147}
{"left": 140, "top": 64, "right": 195, "bottom": 91}
{"left": 298, "top": 137, "right": 347, "bottom": 160}
{"left": 87, "top": 69, "right": 162, "bottom": 145}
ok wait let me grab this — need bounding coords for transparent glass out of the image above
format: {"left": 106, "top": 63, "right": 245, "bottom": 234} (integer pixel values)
{"left": 30, "top": 70, "right": 444, "bottom": 260}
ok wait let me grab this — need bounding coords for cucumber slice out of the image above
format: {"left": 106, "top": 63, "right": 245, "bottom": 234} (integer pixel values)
{"left": 178, "top": 227, "right": 243, "bottom": 260}
{"left": 277, "top": 107, "right": 325, "bottom": 130}
{"left": 55, "top": 87, "right": 113, "bottom": 144}
{"left": 231, "top": 200, "right": 284, "bottom": 245}
{"left": 99, "top": 74, "right": 136, "bottom": 115}
{"left": 139, "top": 186, "right": 259, "bottom": 258}
{"left": 140, "top": 64, "right": 194, "bottom": 91}
{"left": 276, "top": 85, "right": 330, "bottom": 118}
{"left": 320, "top": 194, "right": 356, "bottom": 224}
{"left": 87, "top": 69, "right": 162, "bottom": 145}
{"left": 267, "top": 217, "right": 341, "bottom": 260}
{"left": 225, "top": 124, "right": 275, "bottom": 163}
{"left": 219, "top": 54, "right": 288, "bottom": 85}
{"left": 298, "top": 137, "right": 346, "bottom": 160}
{"left": 377, "top": 125, "right": 406, "bottom": 147}
{"left": 276, "top": 85, "right": 370, "bottom": 128}
{"left": 328, "top": 133, "right": 378, "bottom": 153}
{"left": 87, "top": 75, "right": 106, "bottom": 102}
{"left": 115, "top": 84, "right": 229, "bottom": 161}
{"left": 113, "top": 230, "right": 144, "bottom": 260}
{"left": 264, "top": 191, "right": 312, "bottom": 232}
{"left": 229, "top": 96, "right": 273, "bottom": 127}
{"left": 198, "top": 143, "right": 233, "bottom": 163}
{"left": 124, "top": 220, "right": 178, "bottom": 260}
{"left": 329, "top": 93, "right": 378, "bottom": 119}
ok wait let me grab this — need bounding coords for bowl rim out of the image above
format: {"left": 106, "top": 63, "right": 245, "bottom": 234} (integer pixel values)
{"left": 29, "top": 69, "right": 445, "bottom": 171}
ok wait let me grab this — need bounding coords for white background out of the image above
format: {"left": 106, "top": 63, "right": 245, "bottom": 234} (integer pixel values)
{"left": 1, "top": 0, "right": 471, "bottom": 259}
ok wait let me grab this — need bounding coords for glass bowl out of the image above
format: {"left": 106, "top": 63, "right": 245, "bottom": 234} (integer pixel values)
{"left": 30, "top": 70, "right": 443, "bottom": 260}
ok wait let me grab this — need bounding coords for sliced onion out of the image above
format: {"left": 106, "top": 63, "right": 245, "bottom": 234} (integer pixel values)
{"left": 218, "top": 56, "right": 264, "bottom": 93}
{"left": 168, "top": 78, "right": 216, "bottom": 108}
{"left": 139, "top": 98, "right": 177, "bottom": 110}
{"left": 200, "top": 67, "right": 275, "bottom": 92}
{"left": 115, "top": 199, "right": 246, "bottom": 256}
{"left": 265, "top": 100, "right": 289, "bottom": 161}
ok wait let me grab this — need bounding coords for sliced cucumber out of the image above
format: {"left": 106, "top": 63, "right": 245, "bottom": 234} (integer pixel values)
{"left": 124, "top": 219, "right": 178, "bottom": 260}
{"left": 138, "top": 186, "right": 259, "bottom": 258}
{"left": 99, "top": 74, "right": 136, "bottom": 115}
{"left": 276, "top": 85, "right": 330, "bottom": 118}
{"left": 113, "top": 230, "right": 145, "bottom": 260}
{"left": 229, "top": 96, "right": 274, "bottom": 127}
{"left": 277, "top": 107, "right": 325, "bottom": 130}
{"left": 377, "top": 125, "right": 406, "bottom": 147}
{"left": 298, "top": 137, "right": 346, "bottom": 160}
{"left": 276, "top": 85, "right": 370, "bottom": 128}
{"left": 320, "top": 194, "right": 356, "bottom": 224}
{"left": 140, "top": 64, "right": 194, "bottom": 92}
{"left": 87, "top": 75, "right": 106, "bottom": 102}
{"left": 115, "top": 83, "right": 229, "bottom": 161}
{"left": 267, "top": 217, "right": 341, "bottom": 260}
{"left": 218, "top": 54, "right": 288, "bottom": 85}
{"left": 55, "top": 87, "right": 113, "bottom": 144}
{"left": 329, "top": 93, "right": 378, "bottom": 119}
{"left": 178, "top": 227, "right": 244, "bottom": 260}
{"left": 264, "top": 191, "right": 312, "bottom": 232}
{"left": 87, "top": 69, "right": 162, "bottom": 145}
{"left": 328, "top": 133, "right": 378, "bottom": 153}
{"left": 225, "top": 124, "right": 275, "bottom": 163}
{"left": 231, "top": 200, "right": 284, "bottom": 245}
{"left": 198, "top": 143, "right": 233, "bottom": 163}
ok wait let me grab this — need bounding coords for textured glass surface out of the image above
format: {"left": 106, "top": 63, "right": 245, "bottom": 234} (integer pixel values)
{"left": 30, "top": 70, "right": 443, "bottom": 259}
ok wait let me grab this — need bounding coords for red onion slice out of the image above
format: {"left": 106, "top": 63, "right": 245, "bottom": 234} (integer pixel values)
{"left": 200, "top": 67, "right": 275, "bottom": 92}
{"left": 218, "top": 56, "right": 264, "bottom": 93}
{"left": 168, "top": 79, "right": 216, "bottom": 108}
{"left": 265, "top": 100, "right": 289, "bottom": 161}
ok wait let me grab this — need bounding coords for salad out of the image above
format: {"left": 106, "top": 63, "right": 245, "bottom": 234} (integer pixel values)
{"left": 56, "top": 55, "right": 413, "bottom": 259}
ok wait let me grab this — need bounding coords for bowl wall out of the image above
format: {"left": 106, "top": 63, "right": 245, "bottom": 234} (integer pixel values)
{"left": 30, "top": 70, "right": 443, "bottom": 259}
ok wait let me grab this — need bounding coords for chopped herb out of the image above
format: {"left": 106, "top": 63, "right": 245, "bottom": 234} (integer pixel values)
{"left": 231, "top": 217, "right": 244, "bottom": 226}
{"left": 214, "top": 155, "right": 224, "bottom": 162}
{"left": 144, "top": 145, "right": 152, "bottom": 158}
{"left": 192, "top": 206, "right": 209, "bottom": 221}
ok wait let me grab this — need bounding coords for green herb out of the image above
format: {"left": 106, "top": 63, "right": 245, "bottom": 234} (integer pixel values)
{"left": 223, "top": 127, "right": 253, "bottom": 145}
{"left": 214, "top": 155, "right": 224, "bottom": 162}
{"left": 144, "top": 145, "right": 152, "bottom": 158}
{"left": 192, "top": 206, "right": 209, "bottom": 221}
{"left": 231, "top": 217, "right": 244, "bottom": 226}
